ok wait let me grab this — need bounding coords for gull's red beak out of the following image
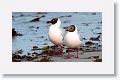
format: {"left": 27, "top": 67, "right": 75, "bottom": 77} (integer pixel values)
{"left": 46, "top": 21, "right": 51, "bottom": 24}
{"left": 65, "top": 27, "right": 69, "bottom": 31}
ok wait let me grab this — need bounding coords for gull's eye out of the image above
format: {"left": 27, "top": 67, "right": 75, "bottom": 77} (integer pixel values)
{"left": 51, "top": 18, "right": 58, "bottom": 24}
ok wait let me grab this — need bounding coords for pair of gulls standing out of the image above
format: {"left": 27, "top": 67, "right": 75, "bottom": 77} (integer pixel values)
{"left": 47, "top": 18, "right": 83, "bottom": 58}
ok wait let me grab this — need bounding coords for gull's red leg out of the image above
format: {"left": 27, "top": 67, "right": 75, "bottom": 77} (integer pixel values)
{"left": 75, "top": 48, "right": 79, "bottom": 58}
{"left": 60, "top": 46, "right": 62, "bottom": 56}
{"left": 64, "top": 48, "right": 71, "bottom": 59}
{"left": 53, "top": 45, "right": 56, "bottom": 56}
{"left": 68, "top": 48, "right": 70, "bottom": 58}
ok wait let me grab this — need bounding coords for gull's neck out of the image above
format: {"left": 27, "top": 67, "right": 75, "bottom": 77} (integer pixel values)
{"left": 74, "top": 26, "right": 78, "bottom": 33}
{"left": 52, "top": 19, "right": 61, "bottom": 28}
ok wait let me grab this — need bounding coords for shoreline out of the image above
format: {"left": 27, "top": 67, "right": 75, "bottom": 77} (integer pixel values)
{"left": 12, "top": 49, "right": 102, "bottom": 62}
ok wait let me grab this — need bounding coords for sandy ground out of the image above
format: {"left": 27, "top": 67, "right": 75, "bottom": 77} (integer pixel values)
{"left": 45, "top": 51, "right": 102, "bottom": 62}
{"left": 12, "top": 12, "right": 102, "bottom": 62}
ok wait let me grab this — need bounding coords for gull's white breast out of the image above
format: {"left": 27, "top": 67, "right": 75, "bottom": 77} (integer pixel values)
{"left": 48, "top": 25, "right": 63, "bottom": 45}
{"left": 64, "top": 32, "right": 82, "bottom": 48}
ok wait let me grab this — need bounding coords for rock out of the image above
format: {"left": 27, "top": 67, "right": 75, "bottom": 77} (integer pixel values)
{"left": 82, "top": 23, "right": 91, "bottom": 26}
{"left": 20, "top": 14, "right": 24, "bottom": 17}
{"left": 30, "top": 39, "right": 33, "bottom": 41}
{"left": 41, "top": 15, "right": 45, "bottom": 18}
{"left": 30, "top": 17, "right": 40, "bottom": 22}
{"left": 21, "top": 55, "right": 27, "bottom": 59}
{"left": 51, "top": 45, "right": 58, "bottom": 49}
{"left": 63, "top": 20, "right": 70, "bottom": 23}
{"left": 12, "top": 15, "right": 14, "bottom": 18}
{"left": 91, "top": 12, "right": 96, "bottom": 15}
{"left": 40, "top": 46, "right": 50, "bottom": 50}
{"left": 14, "top": 49, "right": 23, "bottom": 54}
{"left": 67, "top": 15, "right": 72, "bottom": 17}
{"left": 89, "top": 36, "right": 100, "bottom": 41}
{"left": 31, "top": 52, "right": 39, "bottom": 57}
{"left": 12, "top": 54, "right": 22, "bottom": 59}
{"left": 12, "top": 58, "right": 21, "bottom": 62}
{"left": 43, "top": 43, "right": 48, "bottom": 45}
{"left": 40, "top": 56, "right": 50, "bottom": 62}
{"left": 32, "top": 46, "right": 40, "bottom": 50}
{"left": 92, "top": 56, "right": 99, "bottom": 59}
{"left": 94, "top": 59, "right": 102, "bottom": 62}
{"left": 17, "top": 34, "right": 23, "bottom": 36}
{"left": 80, "top": 48, "right": 83, "bottom": 50}
{"left": 44, "top": 39, "right": 48, "bottom": 41}
{"left": 40, "top": 36, "right": 44, "bottom": 38}
{"left": 36, "top": 36, "right": 44, "bottom": 38}
{"left": 96, "top": 33, "right": 102, "bottom": 35}
{"left": 36, "top": 27, "right": 39, "bottom": 29}
{"left": 95, "top": 27, "right": 101, "bottom": 29}
{"left": 30, "top": 15, "right": 45, "bottom": 22}
{"left": 85, "top": 41, "right": 93, "bottom": 46}
{"left": 85, "top": 24, "right": 89, "bottom": 26}
{"left": 26, "top": 56, "right": 34, "bottom": 61}
{"left": 82, "top": 38, "right": 87, "bottom": 40}
{"left": 33, "top": 46, "right": 39, "bottom": 49}
{"left": 12, "top": 53, "right": 22, "bottom": 62}
{"left": 83, "top": 47, "right": 93, "bottom": 52}
{"left": 66, "top": 49, "right": 75, "bottom": 53}
{"left": 36, "top": 12, "right": 47, "bottom": 14}
{"left": 28, "top": 26, "right": 35, "bottom": 28}
{"left": 63, "top": 26, "right": 68, "bottom": 29}
{"left": 58, "top": 15, "right": 72, "bottom": 18}
{"left": 27, "top": 53, "right": 31, "bottom": 55}
{"left": 12, "top": 28, "right": 23, "bottom": 36}
{"left": 12, "top": 28, "right": 17, "bottom": 36}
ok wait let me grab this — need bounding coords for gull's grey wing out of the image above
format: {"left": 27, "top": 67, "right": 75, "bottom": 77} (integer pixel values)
{"left": 60, "top": 28, "right": 66, "bottom": 41}
{"left": 62, "top": 29, "right": 67, "bottom": 41}
{"left": 77, "top": 31, "right": 83, "bottom": 41}
{"left": 77, "top": 31, "right": 84, "bottom": 46}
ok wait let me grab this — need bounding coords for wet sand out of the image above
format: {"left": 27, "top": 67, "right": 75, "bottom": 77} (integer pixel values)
{"left": 53, "top": 51, "right": 102, "bottom": 62}
{"left": 12, "top": 49, "right": 102, "bottom": 62}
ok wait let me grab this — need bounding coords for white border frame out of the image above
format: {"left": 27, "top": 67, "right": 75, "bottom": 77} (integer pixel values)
{"left": 0, "top": 0, "right": 114, "bottom": 74}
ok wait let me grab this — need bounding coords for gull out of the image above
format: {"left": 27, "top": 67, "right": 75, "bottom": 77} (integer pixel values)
{"left": 47, "top": 18, "right": 65, "bottom": 56}
{"left": 63, "top": 25, "right": 83, "bottom": 58}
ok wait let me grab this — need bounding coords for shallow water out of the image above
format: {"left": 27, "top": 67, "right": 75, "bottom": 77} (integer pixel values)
{"left": 12, "top": 12, "right": 102, "bottom": 54}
